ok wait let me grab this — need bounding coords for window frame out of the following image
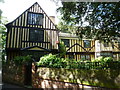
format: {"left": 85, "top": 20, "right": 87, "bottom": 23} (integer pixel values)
{"left": 100, "top": 52, "right": 112, "bottom": 57}
{"left": 69, "top": 55, "right": 74, "bottom": 59}
{"left": 61, "top": 39, "right": 70, "bottom": 47}
{"left": 83, "top": 40, "right": 91, "bottom": 48}
{"left": 29, "top": 29, "right": 44, "bottom": 42}
{"left": 118, "top": 43, "right": 120, "bottom": 49}
{"left": 27, "top": 12, "right": 44, "bottom": 25}
{"left": 103, "top": 42, "right": 109, "bottom": 47}
{"left": 81, "top": 55, "right": 91, "bottom": 60}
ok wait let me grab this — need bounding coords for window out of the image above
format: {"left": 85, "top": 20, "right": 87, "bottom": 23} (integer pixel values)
{"left": 83, "top": 40, "right": 91, "bottom": 48}
{"left": 81, "top": 55, "right": 86, "bottom": 60}
{"left": 81, "top": 55, "right": 90, "bottom": 60}
{"left": 119, "top": 54, "right": 120, "bottom": 59}
{"left": 100, "top": 52, "right": 112, "bottom": 57}
{"left": 113, "top": 54, "right": 117, "bottom": 60}
{"left": 28, "top": 12, "right": 44, "bottom": 25}
{"left": 30, "top": 29, "right": 44, "bottom": 42}
{"left": 103, "top": 42, "right": 109, "bottom": 47}
{"left": 61, "top": 39, "right": 69, "bottom": 47}
{"left": 118, "top": 43, "right": 120, "bottom": 49}
{"left": 69, "top": 55, "right": 74, "bottom": 59}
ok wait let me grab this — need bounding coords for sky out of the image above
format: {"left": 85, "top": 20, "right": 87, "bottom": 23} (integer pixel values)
{"left": 0, "top": 0, "right": 61, "bottom": 24}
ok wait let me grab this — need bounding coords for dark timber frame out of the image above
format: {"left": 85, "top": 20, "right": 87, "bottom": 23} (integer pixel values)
{"left": 6, "top": 2, "right": 59, "bottom": 60}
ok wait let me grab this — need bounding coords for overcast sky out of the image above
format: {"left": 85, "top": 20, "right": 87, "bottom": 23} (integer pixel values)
{"left": 0, "top": 0, "right": 60, "bottom": 24}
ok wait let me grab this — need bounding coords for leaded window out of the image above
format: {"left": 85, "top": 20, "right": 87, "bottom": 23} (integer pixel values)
{"left": 103, "top": 42, "right": 109, "bottom": 47}
{"left": 28, "top": 12, "right": 44, "bottom": 25}
{"left": 100, "top": 52, "right": 112, "bottom": 57}
{"left": 118, "top": 43, "right": 120, "bottom": 49}
{"left": 81, "top": 55, "right": 90, "bottom": 60}
{"left": 69, "top": 55, "right": 74, "bottom": 59}
{"left": 30, "top": 29, "right": 44, "bottom": 42}
{"left": 83, "top": 40, "right": 91, "bottom": 48}
{"left": 61, "top": 39, "right": 69, "bottom": 47}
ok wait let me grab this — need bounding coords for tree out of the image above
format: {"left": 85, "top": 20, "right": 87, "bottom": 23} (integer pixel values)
{"left": 0, "top": 0, "right": 4, "bottom": 23}
{"left": 0, "top": 16, "right": 7, "bottom": 61}
{"left": 57, "top": 19, "right": 78, "bottom": 34}
{"left": 57, "top": 2, "right": 120, "bottom": 42}
{"left": 0, "top": 0, "right": 7, "bottom": 61}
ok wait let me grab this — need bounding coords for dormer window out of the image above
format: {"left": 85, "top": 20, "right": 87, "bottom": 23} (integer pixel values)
{"left": 28, "top": 12, "right": 44, "bottom": 25}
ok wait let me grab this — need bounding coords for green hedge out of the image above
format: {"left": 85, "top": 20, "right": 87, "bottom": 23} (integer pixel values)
{"left": 37, "top": 54, "right": 120, "bottom": 69}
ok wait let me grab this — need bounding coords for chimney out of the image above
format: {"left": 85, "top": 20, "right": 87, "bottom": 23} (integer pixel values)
{"left": 49, "top": 16, "right": 55, "bottom": 24}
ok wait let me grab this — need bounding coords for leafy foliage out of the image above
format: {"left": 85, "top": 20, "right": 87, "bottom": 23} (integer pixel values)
{"left": 58, "top": 41, "right": 66, "bottom": 58}
{"left": 37, "top": 54, "right": 119, "bottom": 69}
{"left": 57, "top": 19, "right": 78, "bottom": 34}
{"left": 13, "top": 55, "right": 32, "bottom": 65}
{"left": 57, "top": 2, "right": 120, "bottom": 42}
{"left": 37, "top": 54, "right": 66, "bottom": 68}
{"left": 0, "top": 16, "right": 7, "bottom": 61}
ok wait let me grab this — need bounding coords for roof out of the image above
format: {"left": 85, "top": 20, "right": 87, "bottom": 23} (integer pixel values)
{"left": 59, "top": 32, "right": 78, "bottom": 38}
{"left": 21, "top": 45, "right": 51, "bottom": 51}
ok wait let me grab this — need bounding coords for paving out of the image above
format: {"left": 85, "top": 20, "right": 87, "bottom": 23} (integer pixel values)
{"left": 1, "top": 83, "right": 44, "bottom": 90}
{"left": 1, "top": 83, "right": 27, "bottom": 90}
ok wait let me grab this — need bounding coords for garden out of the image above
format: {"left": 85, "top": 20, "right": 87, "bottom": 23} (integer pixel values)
{"left": 2, "top": 53, "right": 120, "bottom": 89}
{"left": 2, "top": 42, "right": 120, "bottom": 89}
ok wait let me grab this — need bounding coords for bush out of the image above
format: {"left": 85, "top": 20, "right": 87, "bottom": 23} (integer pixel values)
{"left": 13, "top": 55, "right": 32, "bottom": 65}
{"left": 37, "top": 54, "right": 78, "bottom": 68}
{"left": 37, "top": 54, "right": 120, "bottom": 69}
{"left": 59, "top": 42, "right": 66, "bottom": 58}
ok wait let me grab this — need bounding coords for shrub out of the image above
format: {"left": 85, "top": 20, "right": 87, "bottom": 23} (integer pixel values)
{"left": 58, "top": 41, "right": 66, "bottom": 58}
{"left": 91, "top": 56, "right": 104, "bottom": 62}
{"left": 37, "top": 54, "right": 119, "bottom": 69}
{"left": 13, "top": 55, "right": 32, "bottom": 65}
{"left": 37, "top": 54, "right": 78, "bottom": 68}
{"left": 103, "top": 57, "right": 113, "bottom": 62}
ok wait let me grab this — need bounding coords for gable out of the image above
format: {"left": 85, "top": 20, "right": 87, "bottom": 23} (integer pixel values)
{"left": 21, "top": 45, "right": 50, "bottom": 51}
{"left": 6, "top": 2, "right": 59, "bottom": 50}
{"left": 28, "top": 47, "right": 45, "bottom": 51}
{"left": 6, "top": 2, "right": 57, "bottom": 30}
{"left": 67, "top": 43, "right": 95, "bottom": 52}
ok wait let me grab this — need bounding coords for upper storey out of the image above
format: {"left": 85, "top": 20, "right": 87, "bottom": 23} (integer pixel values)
{"left": 6, "top": 2, "right": 57, "bottom": 29}
{"left": 6, "top": 2, "right": 59, "bottom": 50}
{"left": 59, "top": 32, "right": 95, "bottom": 53}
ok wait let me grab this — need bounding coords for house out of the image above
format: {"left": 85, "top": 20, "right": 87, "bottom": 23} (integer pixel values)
{"left": 95, "top": 40, "right": 120, "bottom": 60}
{"left": 6, "top": 2, "right": 59, "bottom": 61}
{"left": 6, "top": 2, "right": 120, "bottom": 61}
{"left": 59, "top": 32, "right": 120, "bottom": 61}
{"left": 59, "top": 32, "right": 95, "bottom": 60}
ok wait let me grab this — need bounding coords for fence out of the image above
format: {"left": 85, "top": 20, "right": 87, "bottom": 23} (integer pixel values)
{"left": 64, "top": 61, "right": 120, "bottom": 70}
{"left": 77, "top": 61, "right": 120, "bottom": 69}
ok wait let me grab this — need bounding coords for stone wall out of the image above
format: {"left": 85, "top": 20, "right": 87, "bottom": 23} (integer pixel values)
{"left": 32, "top": 63, "right": 120, "bottom": 89}
{"left": 3, "top": 62, "right": 120, "bottom": 89}
{"left": 2, "top": 61, "right": 25, "bottom": 86}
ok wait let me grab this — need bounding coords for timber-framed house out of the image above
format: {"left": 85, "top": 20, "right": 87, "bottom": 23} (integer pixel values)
{"left": 6, "top": 2, "right": 120, "bottom": 61}
{"left": 6, "top": 2, "right": 59, "bottom": 61}
{"left": 59, "top": 32, "right": 120, "bottom": 61}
